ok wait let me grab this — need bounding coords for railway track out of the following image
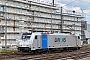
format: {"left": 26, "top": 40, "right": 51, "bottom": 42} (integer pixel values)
{"left": 1, "top": 46, "right": 90, "bottom": 60}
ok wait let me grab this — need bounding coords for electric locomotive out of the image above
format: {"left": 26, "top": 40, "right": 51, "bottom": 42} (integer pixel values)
{"left": 17, "top": 32, "right": 81, "bottom": 52}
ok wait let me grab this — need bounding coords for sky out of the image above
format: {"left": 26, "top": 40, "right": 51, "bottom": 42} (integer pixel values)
{"left": 31, "top": 0, "right": 90, "bottom": 23}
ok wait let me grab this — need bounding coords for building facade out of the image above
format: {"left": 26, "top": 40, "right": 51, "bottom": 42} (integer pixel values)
{"left": 81, "top": 20, "right": 87, "bottom": 43}
{"left": 87, "top": 23, "right": 90, "bottom": 30}
{"left": 87, "top": 23, "right": 90, "bottom": 44}
{"left": 0, "top": 0, "right": 84, "bottom": 48}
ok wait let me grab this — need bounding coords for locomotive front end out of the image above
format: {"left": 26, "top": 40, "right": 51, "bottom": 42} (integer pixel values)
{"left": 17, "top": 33, "right": 32, "bottom": 52}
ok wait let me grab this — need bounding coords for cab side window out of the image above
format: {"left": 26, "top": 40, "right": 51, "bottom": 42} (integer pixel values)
{"left": 78, "top": 36, "right": 80, "bottom": 39}
{"left": 35, "top": 35, "right": 37, "bottom": 39}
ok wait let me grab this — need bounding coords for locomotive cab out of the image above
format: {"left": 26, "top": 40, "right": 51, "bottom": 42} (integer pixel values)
{"left": 17, "top": 32, "right": 41, "bottom": 52}
{"left": 17, "top": 33, "right": 32, "bottom": 52}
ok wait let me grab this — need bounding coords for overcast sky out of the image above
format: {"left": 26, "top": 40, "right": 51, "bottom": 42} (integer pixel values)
{"left": 31, "top": 0, "right": 90, "bottom": 22}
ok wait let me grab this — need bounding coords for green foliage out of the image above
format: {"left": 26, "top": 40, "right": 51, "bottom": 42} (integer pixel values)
{"left": 0, "top": 49, "right": 13, "bottom": 53}
{"left": 82, "top": 44, "right": 90, "bottom": 46}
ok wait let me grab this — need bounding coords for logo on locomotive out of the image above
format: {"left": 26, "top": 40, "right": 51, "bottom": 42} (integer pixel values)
{"left": 55, "top": 38, "right": 66, "bottom": 42}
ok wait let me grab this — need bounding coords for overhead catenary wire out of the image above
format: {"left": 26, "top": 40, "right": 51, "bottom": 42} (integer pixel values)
{"left": 56, "top": 0, "right": 77, "bottom": 7}
{"left": 64, "top": 0, "right": 77, "bottom": 7}
{"left": 56, "top": 0, "right": 90, "bottom": 11}
{"left": 56, "top": 0, "right": 89, "bottom": 16}
{"left": 80, "top": 0, "right": 90, "bottom": 5}
{"left": 55, "top": 0, "right": 78, "bottom": 14}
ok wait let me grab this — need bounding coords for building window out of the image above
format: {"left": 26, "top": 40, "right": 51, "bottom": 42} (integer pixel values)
{"left": 82, "top": 25, "right": 85, "bottom": 28}
{"left": 29, "top": 5, "right": 31, "bottom": 7}
{"left": 77, "top": 18, "right": 78, "bottom": 21}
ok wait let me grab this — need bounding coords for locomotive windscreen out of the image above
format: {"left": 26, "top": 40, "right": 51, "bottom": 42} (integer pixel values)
{"left": 21, "top": 33, "right": 32, "bottom": 39}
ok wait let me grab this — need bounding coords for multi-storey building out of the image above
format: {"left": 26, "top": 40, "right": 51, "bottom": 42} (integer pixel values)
{"left": 0, "top": 0, "right": 84, "bottom": 48}
{"left": 87, "top": 23, "right": 90, "bottom": 30}
{"left": 81, "top": 20, "right": 87, "bottom": 43}
{"left": 87, "top": 23, "right": 90, "bottom": 44}
{"left": 84, "top": 23, "right": 90, "bottom": 44}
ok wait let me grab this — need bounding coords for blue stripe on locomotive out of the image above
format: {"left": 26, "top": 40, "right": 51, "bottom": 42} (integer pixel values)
{"left": 42, "top": 34, "right": 48, "bottom": 49}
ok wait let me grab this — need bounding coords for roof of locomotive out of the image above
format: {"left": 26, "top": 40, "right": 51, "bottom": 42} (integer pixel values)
{"left": 32, "top": 32, "right": 79, "bottom": 36}
{"left": 33, "top": 32, "right": 71, "bottom": 36}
